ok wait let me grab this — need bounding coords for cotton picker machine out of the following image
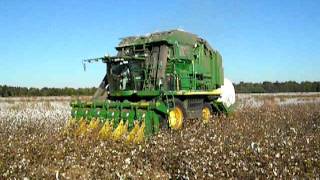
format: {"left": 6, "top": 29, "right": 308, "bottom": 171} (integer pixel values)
{"left": 66, "top": 30, "right": 235, "bottom": 143}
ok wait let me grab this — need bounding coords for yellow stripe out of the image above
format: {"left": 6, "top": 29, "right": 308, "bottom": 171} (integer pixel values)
{"left": 175, "top": 89, "right": 222, "bottom": 95}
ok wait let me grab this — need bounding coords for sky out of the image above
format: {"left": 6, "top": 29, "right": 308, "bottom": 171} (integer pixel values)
{"left": 0, "top": 0, "right": 319, "bottom": 88}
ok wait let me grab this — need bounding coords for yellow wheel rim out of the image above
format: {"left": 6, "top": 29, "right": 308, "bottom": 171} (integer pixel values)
{"left": 168, "top": 106, "right": 183, "bottom": 130}
{"left": 202, "top": 107, "right": 211, "bottom": 124}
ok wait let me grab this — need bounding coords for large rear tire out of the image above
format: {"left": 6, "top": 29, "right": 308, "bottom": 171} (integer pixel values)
{"left": 202, "top": 103, "right": 214, "bottom": 124}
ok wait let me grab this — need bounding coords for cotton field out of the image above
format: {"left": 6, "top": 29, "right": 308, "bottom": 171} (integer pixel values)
{"left": 0, "top": 94, "right": 319, "bottom": 179}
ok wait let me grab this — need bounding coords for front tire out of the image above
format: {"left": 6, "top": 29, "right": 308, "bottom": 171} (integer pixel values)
{"left": 168, "top": 99, "right": 186, "bottom": 130}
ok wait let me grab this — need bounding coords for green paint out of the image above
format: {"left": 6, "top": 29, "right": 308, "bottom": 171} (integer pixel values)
{"left": 72, "top": 30, "right": 229, "bottom": 138}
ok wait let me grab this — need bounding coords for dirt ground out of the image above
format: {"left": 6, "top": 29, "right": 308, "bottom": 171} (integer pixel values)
{"left": 0, "top": 94, "right": 319, "bottom": 179}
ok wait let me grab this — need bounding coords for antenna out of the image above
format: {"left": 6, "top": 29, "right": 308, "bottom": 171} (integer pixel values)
{"left": 83, "top": 60, "right": 87, "bottom": 71}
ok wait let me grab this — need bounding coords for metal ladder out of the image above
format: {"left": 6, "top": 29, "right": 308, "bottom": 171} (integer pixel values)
{"left": 143, "top": 47, "right": 159, "bottom": 90}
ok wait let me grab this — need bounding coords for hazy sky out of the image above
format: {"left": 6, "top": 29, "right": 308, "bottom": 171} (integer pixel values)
{"left": 0, "top": 0, "right": 319, "bottom": 88}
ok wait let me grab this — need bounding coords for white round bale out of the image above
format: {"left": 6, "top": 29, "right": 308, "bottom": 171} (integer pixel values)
{"left": 217, "top": 78, "right": 236, "bottom": 108}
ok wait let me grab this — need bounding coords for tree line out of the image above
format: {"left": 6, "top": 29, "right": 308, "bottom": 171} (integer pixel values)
{"left": 1, "top": 81, "right": 320, "bottom": 97}
{"left": 0, "top": 85, "right": 96, "bottom": 97}
{"left": 235, "top": 81, "right": 320, "bottom": 93}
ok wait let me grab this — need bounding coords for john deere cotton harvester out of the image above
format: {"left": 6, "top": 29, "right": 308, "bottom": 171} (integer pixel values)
{"left": 68, "top": 30, "right": 235, "bottom": 143}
